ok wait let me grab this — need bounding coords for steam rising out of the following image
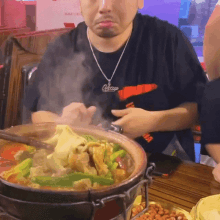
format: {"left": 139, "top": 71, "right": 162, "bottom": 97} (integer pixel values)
{"left": 37, "top": 39, "right": 114, "bottom": 127}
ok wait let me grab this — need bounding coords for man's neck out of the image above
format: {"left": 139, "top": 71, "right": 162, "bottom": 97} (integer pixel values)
{"left": 87, "top": 23, "right": 133, "bottom": 53}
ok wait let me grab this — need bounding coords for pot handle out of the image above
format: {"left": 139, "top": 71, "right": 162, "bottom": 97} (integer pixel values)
{"left": 102, "top": 124, "right": 123, "bottom": 134}
{"left": 145, "top": 163, "right": 156, "bottom": 185}
{"left": 0, "top": 179, "right": 4, "bottom": 195}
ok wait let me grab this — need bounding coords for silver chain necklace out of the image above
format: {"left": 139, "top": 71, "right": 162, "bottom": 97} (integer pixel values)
{"left": 87, "top": 29, "right": 130, "bottom": 92}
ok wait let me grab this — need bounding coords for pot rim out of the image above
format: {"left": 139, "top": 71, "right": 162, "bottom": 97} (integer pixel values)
{"left": 0, "top": 123, "right": 147, "bottom": 195}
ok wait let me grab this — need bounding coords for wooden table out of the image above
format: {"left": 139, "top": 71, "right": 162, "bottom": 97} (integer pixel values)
{"left": 148, "top": 161, "right": 220, "bottom": 212}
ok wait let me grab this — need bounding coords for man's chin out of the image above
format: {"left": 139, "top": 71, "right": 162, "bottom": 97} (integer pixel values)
{"left": 95, "top": 29, "right": 118, "bottom": 38}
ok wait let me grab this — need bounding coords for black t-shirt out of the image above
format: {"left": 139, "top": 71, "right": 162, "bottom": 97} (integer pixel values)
{"left": 24, "top": 13, "right": 207, "bottom": 161}
{"left": 201, "top": 78, "right": 220, "bottom": 148}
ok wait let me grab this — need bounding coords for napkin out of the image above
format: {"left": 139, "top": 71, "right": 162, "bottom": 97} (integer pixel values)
{"left": 190, "top": 194, "right": 220, "bottom": 220}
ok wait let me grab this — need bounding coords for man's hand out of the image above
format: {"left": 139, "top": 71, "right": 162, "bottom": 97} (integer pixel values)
{"left": 32, "top": 103, "right": 96, "bottom": 125}
{"left": 111, "top": 103, "right": 197, "bottom": 139}
{"left": 111, "top": 108, "right": 158, "bottom": 139}
{"left": 205, "top": 144, "right": 220, "bottom": 183}
{"left": 58, "top": 103, "right": 96, "bottom": 126}
{"left": 213, "top": 163, "right": 220, "bottom": 183}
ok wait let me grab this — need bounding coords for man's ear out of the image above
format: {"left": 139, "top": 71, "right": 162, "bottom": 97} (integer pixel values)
{"left": 138, "top": 0, "right": 144, "bottom": 9}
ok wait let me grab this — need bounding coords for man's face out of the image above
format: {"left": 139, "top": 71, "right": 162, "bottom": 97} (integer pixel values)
{"left": 80, "top": 0, "right": 144, "bottom": 38}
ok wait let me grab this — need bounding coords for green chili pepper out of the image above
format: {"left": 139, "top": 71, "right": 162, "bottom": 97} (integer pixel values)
{"left": 25, "top": 145, "right": 36, "bottom": 153}
{"left": 110, "top": 150, "right": 126, "bottom": 162}
{"left": 82, "top": 135, "right": 97, "bottom": 142}
{"left": 110, "top": 162, "right": 118, "bottom": 171}
{"left": 105, "top": 171, "right": 113, "bottom": 179}
{"left": 14, "top": 158, "right": 33, "bottom": 177}
{"left": 104, "top": 149, "right": 108, "bottom": 159}
{"left": 106, "top": 161, "right": 118, "bottom": 171}
{"left": 93, "top": 174, "right": 113, "bottom": 185}
{"left": 31, "top": 172, "right": 114, "bottom": 187}
{"left": 107, "top": 161, "right": 112, "bottom": 168}
{"left": 3, "top": 158, "right": 33, "bottom": 180}
{"left": 113, "top": 144, "right": 121, "bottom": 153}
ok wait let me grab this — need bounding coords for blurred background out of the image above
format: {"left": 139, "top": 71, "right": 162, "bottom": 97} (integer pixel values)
{"left": 0, "top": 0, "right": 218, "bottom": 58}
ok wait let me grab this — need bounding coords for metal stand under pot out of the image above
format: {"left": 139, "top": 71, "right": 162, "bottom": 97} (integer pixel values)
{"left": 0, "top": 123, "right": 155, "bottom": 220}
{"left": 0, "top": 165, "right": 155, "bottom": 220}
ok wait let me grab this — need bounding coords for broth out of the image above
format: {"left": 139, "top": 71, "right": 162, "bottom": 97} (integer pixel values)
{"left": 0, "top": 125, "right": 134, "bottom": 191}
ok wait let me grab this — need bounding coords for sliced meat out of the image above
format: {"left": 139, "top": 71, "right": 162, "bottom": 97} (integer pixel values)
{"left": 68, "top": 152, "right": 97, "bottom": 175}
{"left": 123, "top": 154, "right": 134, "bottom": 175}
{"left": 72, "top": 178, "right": 92, "bottom": 190}
{"left": 111, "top": 169, "right": 127, "bottom": 183}
{"left": 86, "top": 166, "right": 97, "bottom": 175}
{"left": 14, "top": 150, "right": 33, "bottom": 162}
{"left": 104, "top": 143, "right": 113, "bottom": 164}
{"left": 92, "top": 182, "right": 101, "bottom": 189}
{"left": 92, "top": 146, "right": 109, "bottom": 176}
{"left": 52, "top": 168, "right": 72, "bottom": 177}
{"left": 32, "top": 149, "right": 50, "bottom": 172}
{"left": 30, "top": 166, "right": 53, "bottom": 178}
{"left": 75, "top": 152, "right": 90, "bottom": 172}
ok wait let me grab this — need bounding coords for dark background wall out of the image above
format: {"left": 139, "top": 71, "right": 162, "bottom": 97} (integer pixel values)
{"left": 0, "top": 0, "right": 218, "bottom": 57}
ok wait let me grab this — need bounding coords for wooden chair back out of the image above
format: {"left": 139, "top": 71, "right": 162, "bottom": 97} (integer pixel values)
{"left": 0, "top": 28, "right": 71, "bottom": 128}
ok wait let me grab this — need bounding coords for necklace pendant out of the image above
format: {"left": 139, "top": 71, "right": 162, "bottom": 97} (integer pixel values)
{"left": 102, "top": 82, "right": 119, "bottom": 92}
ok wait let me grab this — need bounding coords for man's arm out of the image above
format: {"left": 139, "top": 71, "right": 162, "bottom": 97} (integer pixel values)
{"left": 206, "top": 144, "right": 220, "bottom": 183}
{"left": 206, "top": 144, "right": 220, "bottom": 164}
{"left": 154, "top": 102, "right": 197, "bottom": 132}
{"left": 203, "top": 1, "right": 220, "bottom": 80}
{"left": 112, "top": 102, "right": 197, "bottom": 139}
{"left": 200, "top": 79, "right": 220, "bottom": 183}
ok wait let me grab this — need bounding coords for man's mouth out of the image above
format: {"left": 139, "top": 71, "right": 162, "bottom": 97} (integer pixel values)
{"left": 99, "top": 21, "right": 114, "bottom": 28}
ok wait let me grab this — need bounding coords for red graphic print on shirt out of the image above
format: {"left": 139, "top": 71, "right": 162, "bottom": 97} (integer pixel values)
{"left": 118, "top": 84, "right": 158, "bottom": 144}
{"left": 118, "top": 84, "right": 158, "bottom": 101}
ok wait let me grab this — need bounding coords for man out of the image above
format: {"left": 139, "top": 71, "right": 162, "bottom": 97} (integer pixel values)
{"left": 203, "top": 0, "right": 220, "bottom": 80}
{"left": 25, "top": 0, "right": 207, "bottom": 162}
{"left": 201, "top": 79, "right": 220, "bottom": 183}
{"left": 201, "top": 0, "right": 220, "bottom": 183}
